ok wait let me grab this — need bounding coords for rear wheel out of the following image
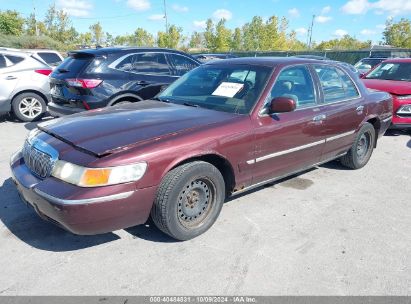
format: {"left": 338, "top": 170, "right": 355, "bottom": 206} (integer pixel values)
{"left": 151, "top": 161, "right": 225, "bottom": 241}
{"left": 12, "top": 92, "right": 46, "bottom": 122}
{"left": 340, "top": 122, "right": 375, "bottom": 169}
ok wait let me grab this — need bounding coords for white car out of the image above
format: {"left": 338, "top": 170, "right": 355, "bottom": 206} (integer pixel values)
{"left": 0, "top": 49, "right": 63, "bottom": 122}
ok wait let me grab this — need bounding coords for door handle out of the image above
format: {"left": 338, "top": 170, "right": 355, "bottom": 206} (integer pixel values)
{"left": 356, "top": 106, "right": 364, "bottom": 113}
{"left": 5, "top": 75, "right": 17, "bottom": 80}
{"left": 312, "top": 114, "right": 327, "bottom": 122}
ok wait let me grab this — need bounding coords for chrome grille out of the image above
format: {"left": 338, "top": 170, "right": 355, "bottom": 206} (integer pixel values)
{"left": 22, "top": 140, "right": 55, "bottom": 178}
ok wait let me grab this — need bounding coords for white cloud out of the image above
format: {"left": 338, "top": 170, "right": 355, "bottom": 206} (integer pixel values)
{"left": 315, "top": 15, "right": 332, "bottom": 23}
{"left": 341, "top": 0, "right": 411, "bottom": 15}
{"left": 172, "top": 4, "right": 188, "bottom": 13}
{"left": 341, "top": 0, "right": 370, "bottom": 14}
{"left": 212, "top": 9, "right": 233, "bottom": 21}
{"left": 376, "top": 24, "right": 386, "bottom": 29}
{"left": 360, "top": 29, "right": 376, "bottom": 35}
{"left": 321, "top": 6, "right": 332, "bottom": 14}
{"left": 148, "top": 14, "right": 165, "bottom": 21}
{"left": 295, "top": 27, "right": 307, "bottom": 35}
{"left": 193, "top": 20, "right": 207, "bottom": 29}
{"left": 334, "top": 29, "right": 348, "bottom": 37}
{"left": 127, "top": 0, "right": 150, "bottom": 11}
{"left": 288, "top": 8, "right": 300, "bottom": 18}
{"left": 57, "top": 0, "right": 93, "bottom": 17}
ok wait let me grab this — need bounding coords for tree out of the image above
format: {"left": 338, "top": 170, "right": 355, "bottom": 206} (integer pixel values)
{"left": 383, "top": 18, "right": 411, "bottom": 48}
{"left": 105, "top": 32, "right": 114, "bottom": 46}
{"left": 78, "top": 32, "right": 92, "bottom": 45}
{"left": 204, "top": 19, "right": 216, "bottom": 51}
{"left": 157, "top": 25, "right": 182, "bottom": 48}
{"left": 44, "top": 4, "right": 77, "bottom": 43}
{"left": 189, "top": 31, "right": 203, "bottom": 49}
{"left": 231, "top": 27, "right": 242, "bottom": 51}
{"left": 315, "top": 35, "right": 371, "bottom": 50}
{"left": 0, "top": 10, "right": 24, "bottom": 35}
{"left": 214, "top": 19, "right": 232, "bottom": 52}
{"left": 89, "top": 22, "right": 104, "bottom": 45}
{"left": 242, "top": 16, "right": 265, "bottom": 51}
{"left": 131, "top": 28, "right": 154, "bottom": 46}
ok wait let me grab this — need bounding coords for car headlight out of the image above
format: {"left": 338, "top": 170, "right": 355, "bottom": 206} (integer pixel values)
{"left": 396, "top": 95, "right": 411, "bottom": 100}
{"left": 397, "top": 105, "right": 411, "bottom": 115}
{"left": 27, "top": 128, "right": 41, "bottom": 143}
{"left": 51, "top": 160, "right": 147, "bottom": 187}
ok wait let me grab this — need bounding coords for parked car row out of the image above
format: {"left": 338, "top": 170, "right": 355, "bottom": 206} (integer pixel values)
{"left": 10, "top": 55, "right": 395, "bottom": 240}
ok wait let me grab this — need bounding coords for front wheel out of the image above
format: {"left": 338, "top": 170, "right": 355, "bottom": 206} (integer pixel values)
{"left": 340, "top": 122, "right": 375, "bottom": 169}
{"left": 12, "top": 92, "right": 46, "bottom": 122}
{"left": 151, "top": 161, "right": 225, "bottom": 241}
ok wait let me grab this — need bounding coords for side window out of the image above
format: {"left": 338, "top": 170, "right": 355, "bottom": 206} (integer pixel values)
{"left": 0, "top": 55, "right": 6, "bottom": 68}
{"left": 269, "top": 66, "right": 316, "bottom": 108}
{"left": 169, "top": 54, "right": 198, "bottom": 76}
{"left": 116, "top": 53, "right": 170, "bottom": 75}
{"left": 314, "top": 65, "right": 359, "bottom": 103}
{"left": 37, "top": 52, "right": 62, "bottom": 66}
{"left": 4, "top": 55, "right": 25, "bottom": 65}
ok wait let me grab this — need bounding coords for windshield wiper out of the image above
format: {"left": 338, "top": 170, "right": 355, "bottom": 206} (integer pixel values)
{"left": 152, "top": 97, "right": 171, "bottom": 103}
{"left": 182, "top": 102, "right": 200, "bottom": 108}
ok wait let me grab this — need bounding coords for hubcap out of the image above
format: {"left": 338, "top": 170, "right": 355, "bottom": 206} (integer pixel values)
{"left": 19, "top": 97, "right": 42, "bottom": 119}
{"left": 177, "top": 178, "right": 214, "bottom": 228}
{"left": 356, "top": 132, "right": 370, "bottom": 161}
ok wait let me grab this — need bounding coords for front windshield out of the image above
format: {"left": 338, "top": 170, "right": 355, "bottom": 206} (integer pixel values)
{"left": 158, "top": 64, "right": 273, "bottom": 114}
{"left": 365, "top": 62, "right": 411, "bottom": 81}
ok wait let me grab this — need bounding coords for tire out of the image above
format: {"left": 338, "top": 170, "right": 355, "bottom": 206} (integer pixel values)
{"left": 151, "top": 161, "right": 225, "bottom": 241}
{"left": 12, "top": 92, "right": 46, "bottom": 122}
{"left": 340, "top": 122, "right": 375, "bottom": 169}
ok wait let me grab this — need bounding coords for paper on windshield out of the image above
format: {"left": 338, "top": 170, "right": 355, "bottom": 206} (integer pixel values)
{"left": 212, "top": 82, "right": 244, "bottom": 98}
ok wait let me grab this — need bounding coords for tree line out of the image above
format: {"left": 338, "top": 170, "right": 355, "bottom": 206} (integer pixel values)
{"left": 0, "top": 4, "right": 410, "bottom": 52}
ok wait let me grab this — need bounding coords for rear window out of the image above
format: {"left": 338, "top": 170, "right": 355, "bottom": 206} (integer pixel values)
{"left": 53, "top": 54, "right": 94, "bottom": 77}
{"left": 37, "top": 52, "right": 62, "bottom": 66}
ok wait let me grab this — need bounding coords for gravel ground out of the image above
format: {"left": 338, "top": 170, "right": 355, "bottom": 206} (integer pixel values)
{"left": 0, "top": 114, "right": 410, "bottom": 296}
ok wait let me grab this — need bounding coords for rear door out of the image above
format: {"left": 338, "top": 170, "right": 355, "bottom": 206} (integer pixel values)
{"left": 312, "top": 64, "right": 365, "bottom": 161}
{"left": 0, "top": 54, "right": 21, "bottom": 103}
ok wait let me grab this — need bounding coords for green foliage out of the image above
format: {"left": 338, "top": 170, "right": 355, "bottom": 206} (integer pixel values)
{"left": 131, "top": 28, "right": 154, "bottom": 46}
{"left": 0, "top": 10, "right": 24, "bottom": 35}
{"left": 315, "top": 35, "right": 371, "bottom": 50}
{"left": 89, "top": 22, "right": 104, "bottom": 45}
{"left": 157, "top": 25, "right": 182, "bottom": 48}
{"left": 189, "top": 31, "right": 203, "bottom": 49}
{"left": 44, "top": 4, "right": 78, "bottom": 43}
{"left": 383, "top": 18, "right": 411, "bottom": 48}
{"left": 0, "top": 34, "right": 68, "bottom": 50}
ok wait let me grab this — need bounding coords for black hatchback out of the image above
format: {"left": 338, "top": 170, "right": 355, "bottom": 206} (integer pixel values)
{"left": 48, "top": 47, "right": 200, "bottom": 116}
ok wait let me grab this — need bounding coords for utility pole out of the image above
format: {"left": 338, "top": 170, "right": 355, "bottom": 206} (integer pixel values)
{"left": 163, "top": 0, "right": 169, "bottom": 33}
{"left": 308, "top": 14, "right": 315, "bottom": 49}
{"left": 32, "top": 0, "right": 39, "bottom": 36}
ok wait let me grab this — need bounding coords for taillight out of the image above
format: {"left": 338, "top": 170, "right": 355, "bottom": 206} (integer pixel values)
{"left": 66, "top": 78, "right": 103, "bottom": 89}
{"left": 35, "top": 69, "right": 52, "bottom": 76}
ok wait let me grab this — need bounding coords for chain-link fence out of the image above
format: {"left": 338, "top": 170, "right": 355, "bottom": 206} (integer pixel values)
{"left": 227, "top": 49, "right": 411, "bottom": 64}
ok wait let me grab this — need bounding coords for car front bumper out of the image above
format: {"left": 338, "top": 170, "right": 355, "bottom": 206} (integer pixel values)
{"left": 47, "top": 102, "right": 86, "bottom": 117}
{"left": 10, "top": 152, "right": 157, "bottom": 235}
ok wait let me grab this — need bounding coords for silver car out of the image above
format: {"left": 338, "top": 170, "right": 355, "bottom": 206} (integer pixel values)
{"left": 0, "top": 49, "right": 61, "bottom": 122}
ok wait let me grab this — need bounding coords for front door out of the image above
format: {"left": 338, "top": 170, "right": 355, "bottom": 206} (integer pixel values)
{"left": 250, "top": 65, "right": 326, "bottom": 185}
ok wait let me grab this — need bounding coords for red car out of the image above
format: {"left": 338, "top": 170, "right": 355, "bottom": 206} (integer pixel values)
{"left": 362, "top": 58, "right": 411, "bottom": 129}
{"left": 10, "top": 58, "right": 392, "bottom": 240}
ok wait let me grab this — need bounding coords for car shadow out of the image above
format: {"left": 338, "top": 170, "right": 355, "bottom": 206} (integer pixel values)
{"left": 0, "top": 178, "right": 120, "bottom": 252}
{"left": 24, "top": 115, "right": 55, "bottom": 131}
{"left": 125, "top": 218, "right": 178, "bottom": 243}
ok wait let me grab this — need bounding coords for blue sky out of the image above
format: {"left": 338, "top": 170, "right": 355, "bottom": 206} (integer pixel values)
{"left": 2, "top": 0, "right": 411, "bottom": 43}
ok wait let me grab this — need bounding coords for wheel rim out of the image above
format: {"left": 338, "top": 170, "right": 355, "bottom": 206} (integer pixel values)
{"left": 19, "top": 97, "right": 42, "bottom": 119}
{"left": 177, "top": 177, "right": 215, "bottom": 229}
{"left": 356, "top": 131, "right": 371, "bottom": 161}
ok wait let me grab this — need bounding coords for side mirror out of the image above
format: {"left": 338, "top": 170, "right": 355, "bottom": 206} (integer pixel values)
{"left": 270, "top": 97, "right": 296, "bottom": 113}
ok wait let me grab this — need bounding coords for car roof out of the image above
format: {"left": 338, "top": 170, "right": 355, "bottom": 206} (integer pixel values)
{"left": 70, "top": 47, "right": 194, "bottom": 57}
{"left": 205, "top": 56, "right": 338, "bottom": 67}
{"left": 382, "top": 58, "right": 411, "bottom": 63}
{"left": 0, "top": 49, "right": 31, "bottom": 57}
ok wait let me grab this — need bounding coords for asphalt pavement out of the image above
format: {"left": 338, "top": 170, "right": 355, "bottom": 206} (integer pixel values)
{"left": 0, "top": 114, "right": 410, "bottom": 295}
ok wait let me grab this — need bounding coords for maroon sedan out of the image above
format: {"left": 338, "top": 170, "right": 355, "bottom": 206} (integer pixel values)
{"left": 10, "top": 58, "right": 392, "bottom": 240}
{"left": 362, "top": 58, "right": 411, "bottom": 130}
